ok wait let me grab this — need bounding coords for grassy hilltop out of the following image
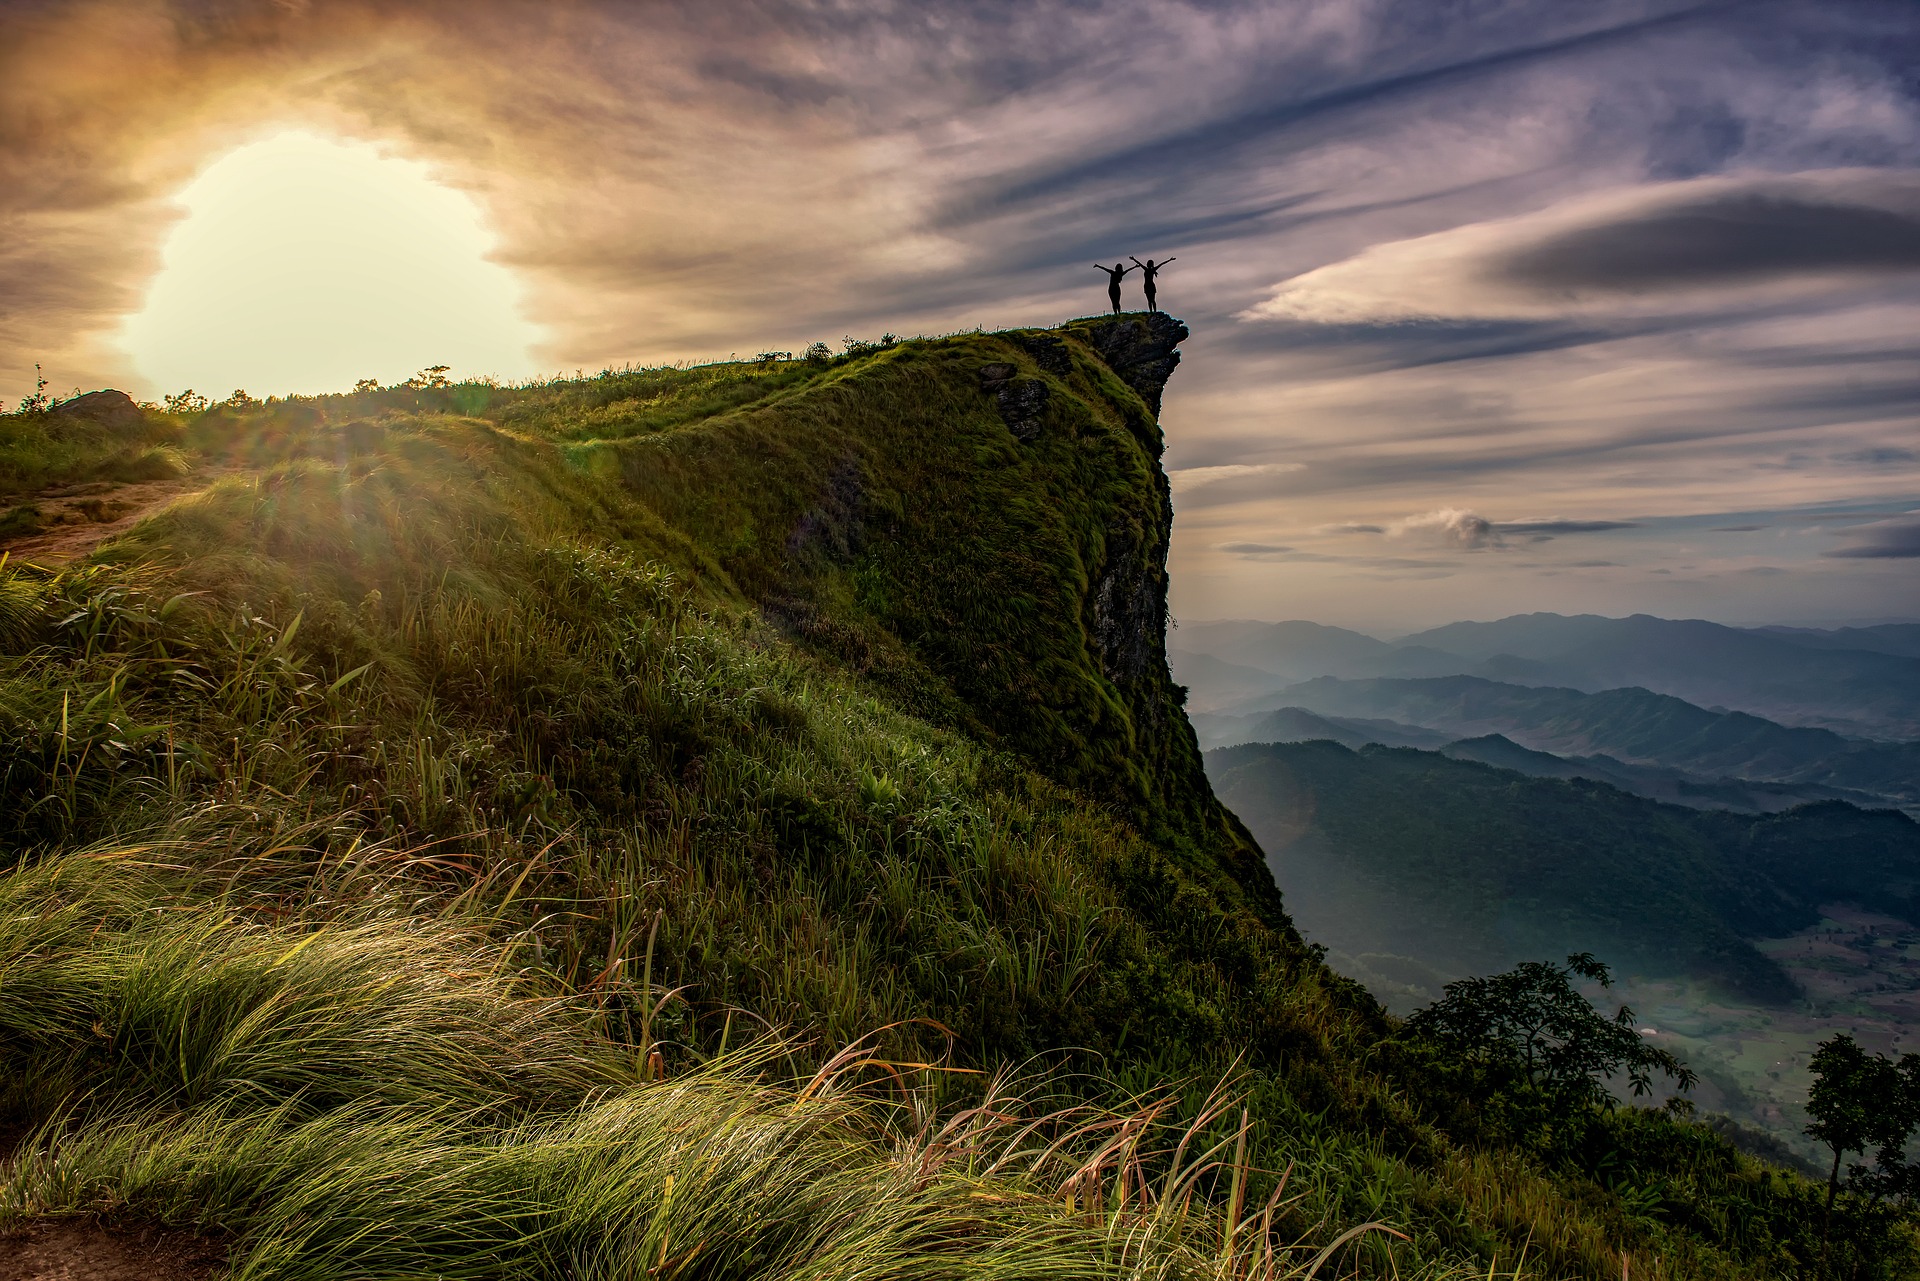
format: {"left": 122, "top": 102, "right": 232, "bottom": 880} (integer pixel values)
{"left": 0, "top": 321, "right": 1888, "bottom": 1278}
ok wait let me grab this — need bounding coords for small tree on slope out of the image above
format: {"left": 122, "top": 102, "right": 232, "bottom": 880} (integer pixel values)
{"left": 1806, "top": 1033, "right": 1920, "bottom": 1262}
{"left": 1405, "top": 953, "right": 1698, "bottom": 1111}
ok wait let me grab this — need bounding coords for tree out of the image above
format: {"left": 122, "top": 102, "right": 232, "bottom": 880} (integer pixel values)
{"left": 1405, "top": 953, "right": 1698, "bottom": 1111}
{"left": 1806, "top": 1033, "right": 1918, "bottom": 1260}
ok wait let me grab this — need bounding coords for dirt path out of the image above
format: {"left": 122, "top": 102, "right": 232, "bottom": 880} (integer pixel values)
{"left": 0, "top": 472, "right": 230, "bottom": 568}
{"left": 0, "top": 1221, "right": 225, "bottom": 1281}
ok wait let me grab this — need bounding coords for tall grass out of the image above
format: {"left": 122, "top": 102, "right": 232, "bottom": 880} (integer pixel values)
{"left": 0, "top": 402, "right": 189, "bottom": 500}
{"left": 0, "top": 852, "right": 1440, "bottom": 1281}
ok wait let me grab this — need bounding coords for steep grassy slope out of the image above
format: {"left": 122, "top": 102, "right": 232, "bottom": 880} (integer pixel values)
{"left": 0, "top": 324, "right": 1880, "bottom": 1280}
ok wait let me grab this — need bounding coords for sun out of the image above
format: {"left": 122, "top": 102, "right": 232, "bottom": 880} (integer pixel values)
{"left": 123, "top": 131, "right": 541, "bottom": 398}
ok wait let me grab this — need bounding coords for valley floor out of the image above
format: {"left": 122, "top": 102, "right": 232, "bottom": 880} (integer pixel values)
{"left": 1316, "top": 904, "right": 1920, "bottom": 1172}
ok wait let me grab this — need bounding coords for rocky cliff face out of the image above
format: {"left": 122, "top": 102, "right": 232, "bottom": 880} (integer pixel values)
{"left": 1062, "top": 313, "right": 1189, "bottom": 421}
{"left": 1064, "top": 312, "right": 1188, "bottom": 696}
{"left": 1053, "top": 314, "right": 1262, "bottom": 896}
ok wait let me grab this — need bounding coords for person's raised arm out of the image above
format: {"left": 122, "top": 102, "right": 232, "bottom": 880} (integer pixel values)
{"left": 1130, "top": 256, "right": 1147, "bottom": 270}
{"left": 1159, "top": 257, "right": 1175, "bottom": 266}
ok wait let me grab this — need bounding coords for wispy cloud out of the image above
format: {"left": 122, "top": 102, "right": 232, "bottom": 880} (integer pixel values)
{"left": 1337, "top": 509, "right": 1644, "bottom": 551}
{"left": 1496, "top": 518, "right": 1641, "bottom": 534}
{"left": 1168, "top": 461, "right": 1307, "bottom": 493}
{"left": 1391, "top": 508, "right": 1501, "bottom": 550}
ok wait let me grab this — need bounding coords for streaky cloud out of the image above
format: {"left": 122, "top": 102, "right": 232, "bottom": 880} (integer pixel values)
{"left": 1825, "top": 515, "right": 1920, "bottom": 559}
{"left": 1496, "top": 519, "right": 1641, "bottom": 533}
{"left": 1496, "top": 189, "right": 1920, "bottom": 290}
{"left": 1242, "top": 169, "right": 1920, "bottom": 325}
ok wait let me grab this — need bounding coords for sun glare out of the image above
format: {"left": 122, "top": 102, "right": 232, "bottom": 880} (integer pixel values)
{"left": 123, "top": 131, "right": 540, "bottom": 398}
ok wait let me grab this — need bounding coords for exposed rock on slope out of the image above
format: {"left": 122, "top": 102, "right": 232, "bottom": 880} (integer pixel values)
{"left": 51, "top": 389, "right": 145, "bottom": 431}
{"left": 1061, "top": 312, "right": 1188, "bottom": 419}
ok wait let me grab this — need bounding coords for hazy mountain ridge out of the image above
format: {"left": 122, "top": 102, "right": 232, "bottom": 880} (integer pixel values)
{"left": 1222, "top": 675, "right": 1920, "bottom": 809}
{"left": 1438, "top": 733, "right": 1887, "bottom": 814}
{"left": 1753, "top": 622, "right": 1920, "bottom": 659}
{"left": 1174, "top": 613, "right": 1920, "bottom": 738}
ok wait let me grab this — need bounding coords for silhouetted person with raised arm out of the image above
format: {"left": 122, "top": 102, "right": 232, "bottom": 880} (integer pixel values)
{"left": 1130, "top": 256, "right": 1175, "bottom": 313}
{"left": 1094, "top": 261, "right": 1134, "bottom": 314}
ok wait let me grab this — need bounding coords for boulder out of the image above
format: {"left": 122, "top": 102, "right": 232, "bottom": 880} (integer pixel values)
{"left": 52, "top": 389, "right": 145, "bottom": 432}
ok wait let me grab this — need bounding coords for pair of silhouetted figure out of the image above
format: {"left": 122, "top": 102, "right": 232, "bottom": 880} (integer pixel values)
{"left": 1094, "top": 256, "right": 1175, "bottom": 314}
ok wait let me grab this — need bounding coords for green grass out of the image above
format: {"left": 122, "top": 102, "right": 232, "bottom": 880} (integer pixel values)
{"left": 0, "top": 853, "right": 1398, "bottom": 1281}
{"left": 0, "top": 329, "right": 1889, "bottom": 1279}
{"left": 0, "top": 404, "right": 188, "bottom": 500}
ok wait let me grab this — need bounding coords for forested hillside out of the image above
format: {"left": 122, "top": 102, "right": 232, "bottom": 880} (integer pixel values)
{"left": 1207, "top": 739, "right": 1920, "bottom": 1000}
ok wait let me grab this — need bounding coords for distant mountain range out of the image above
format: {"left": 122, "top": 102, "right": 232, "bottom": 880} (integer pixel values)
{"left": 1174, "top": 612, "right": 1920, "bottom": 738}
{"left": 1438, "top": 733, "right": 1883, "bottom": 814}
{"left": 1206, "top": 740, "right": 1920, "bottom": 1005}
{"left": 1191, "top": 675, "right": 1920, "bottom": 811}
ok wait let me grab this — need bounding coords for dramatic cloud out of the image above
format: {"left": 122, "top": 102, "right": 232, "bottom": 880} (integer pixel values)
{"left": 1496, "top": 181, "right": 1920, "bottom": 290}
{"left": 3, "top": 0, "right": 1916, "bottom": 628}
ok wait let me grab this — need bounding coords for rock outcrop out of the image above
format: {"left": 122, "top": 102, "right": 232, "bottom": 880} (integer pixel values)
{"left": 1062, "top": 313, "right": 1188, "bottom": 417}
{"left": 52, "top": 389, "right": 145, "bottom": 432}
{"left": 977, "top": 363, "right": 1050, "bottom": 441}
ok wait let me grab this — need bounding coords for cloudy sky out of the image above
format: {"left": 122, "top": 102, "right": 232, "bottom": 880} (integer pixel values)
{"left": 4, "top": 0, "right": 1918, "bottom": 631}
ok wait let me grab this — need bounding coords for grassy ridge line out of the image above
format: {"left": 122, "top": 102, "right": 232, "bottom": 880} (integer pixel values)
{"left": 0, "top": 413, "right": 1453, "bottom": 1275}
{"left": 0, "top": 332, "right": 1803, "bottom": 1278}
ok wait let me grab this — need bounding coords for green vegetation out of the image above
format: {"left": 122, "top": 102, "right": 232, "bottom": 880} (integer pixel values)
{"left": 0, "top": 325, "right": 1904, "bottom": 1278}
{"left": 0, "top": 853, "right": 1336, "bottom": 1281}
{"left": 1404, "top": 954, "right": 1697, "bottom": 1114}
{"left": 0, "top": 400, "right": 188, "bottom": 502}
{"left": 1396, "top": 961, "right": 1915, "bottom": 1281}
{"left": 1805, "top": 1034, "right": 1920, "bottom": 1253}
